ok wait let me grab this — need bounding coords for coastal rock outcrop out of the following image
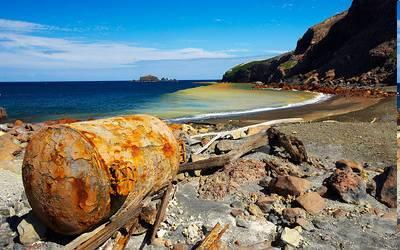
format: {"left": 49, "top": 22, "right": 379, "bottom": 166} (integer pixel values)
{"left": 0, "top": 107, "right": 6, "bottom": 121}
{"left": 222, "top": 0, "right": 396, "bottom": 86}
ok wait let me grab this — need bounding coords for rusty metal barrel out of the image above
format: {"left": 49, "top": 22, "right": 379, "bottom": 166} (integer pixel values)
{"left": 22, "top": 115, "right": 180, "bottom": 235}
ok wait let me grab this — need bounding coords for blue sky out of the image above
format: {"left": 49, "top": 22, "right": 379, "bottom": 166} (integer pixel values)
{"left": 0, "top": 0, "right": 351, "bottom": 81}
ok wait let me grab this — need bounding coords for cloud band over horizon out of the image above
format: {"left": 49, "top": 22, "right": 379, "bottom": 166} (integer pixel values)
{"left": 0, "top": 18, "right": 287, "bottom": 81}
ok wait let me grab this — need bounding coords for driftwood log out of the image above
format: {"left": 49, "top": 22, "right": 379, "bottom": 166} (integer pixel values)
{"left": 180, "top": 131, "right": 268, "bottom": 172}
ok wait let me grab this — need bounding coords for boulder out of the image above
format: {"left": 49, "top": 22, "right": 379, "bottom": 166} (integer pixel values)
{"left": 17, "top": 212, "right": 47, "bottom": 245}
{"left": 267, "top": 128, "right": 308, "bottom": 164}
{"left": 335, "top": 159, "right": 363, "bottom": 173}
{"left": 323, "top": 168, "right": 367, "bottom": 204}
{"left": 269, "top": 176, "right": 311, "bottom": 196}
{"left": 0, "top": 107, "right": 6, "bottom": 120}
{"left": 295, "top": 192, "right": 325, "bottom": 214}
{"left": 373, "top": 166, "right": 396, "bottom": 208}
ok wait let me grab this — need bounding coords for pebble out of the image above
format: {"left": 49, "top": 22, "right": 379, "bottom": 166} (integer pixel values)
{"left": 295, "top": 218, "right": 315, "bottom": 231}
{"left": 230, "top": 201, "right": 245, "bottom": 209}
{"left": 248, "top": 204, "right": 264, "bottom": 217}
{"left": 281, "top": 227, "right": 302, "bottom": 247}
{"left": 236, "top": 217, "right": 249, "bottom": 228}
{"left": 156, "top": 228, "right": 167, "bottom": 238}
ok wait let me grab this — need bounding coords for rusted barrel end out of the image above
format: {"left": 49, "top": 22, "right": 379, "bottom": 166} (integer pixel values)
{"left": 23, "top": 126, "right": 111, "bottom": 235}
{"left": 22, "top": 115, "right": 180, "bottom": 235}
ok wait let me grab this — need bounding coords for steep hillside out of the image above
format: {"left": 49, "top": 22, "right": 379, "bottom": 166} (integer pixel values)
{"left": 223, "top": 0, "right": 396, "bottom": 86}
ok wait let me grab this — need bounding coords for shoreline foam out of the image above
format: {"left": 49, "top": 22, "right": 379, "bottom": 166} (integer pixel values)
{"left": 168, "top": 91, "right": 332, "bottom": 123}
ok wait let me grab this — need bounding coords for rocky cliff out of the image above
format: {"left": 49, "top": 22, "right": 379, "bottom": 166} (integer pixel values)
{"left": 223, "top": 0, "right": 396, "bottom": 86}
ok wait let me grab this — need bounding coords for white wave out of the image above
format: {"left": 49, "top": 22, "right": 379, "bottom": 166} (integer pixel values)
{"left": 168, "top": 92, "right": 332, "bottom": 123}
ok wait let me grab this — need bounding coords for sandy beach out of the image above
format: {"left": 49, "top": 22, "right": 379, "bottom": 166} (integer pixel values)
{"left": 194, "top": 94, "right": 393, "bottom": 126}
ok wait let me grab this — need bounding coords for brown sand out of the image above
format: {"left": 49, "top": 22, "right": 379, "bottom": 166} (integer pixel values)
{"left": 199, "top": 95, "right": 385, "bottom": 126}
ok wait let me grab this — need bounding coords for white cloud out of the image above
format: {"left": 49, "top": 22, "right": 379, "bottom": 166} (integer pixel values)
{"left": 0, "top": 19, "right": 55, "bottom": 32}
{"left": 0, "top": 18, "right": 284, "bottom": 73}
{"left": 263, "top": 49, "right": 289, "bottom": 54}
{"left": 0, "top": 32, "right": 234, "bottom": 69}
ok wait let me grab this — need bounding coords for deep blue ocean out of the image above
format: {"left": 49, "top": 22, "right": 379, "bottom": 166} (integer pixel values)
{"left": 0, "top": 80, "right": 325, "bottom": 123}
{"left": 0, "top": 81, "right": 205, "bottom": 122}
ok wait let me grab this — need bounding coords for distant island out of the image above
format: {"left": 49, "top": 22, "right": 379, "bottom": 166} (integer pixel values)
{"left": 135, "top": 75, "right": 178, "bottom": 82}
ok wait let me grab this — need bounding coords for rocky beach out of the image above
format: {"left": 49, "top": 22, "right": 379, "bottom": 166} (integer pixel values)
{"left": 0, "top": 90, "right": 398, "bottom": 249}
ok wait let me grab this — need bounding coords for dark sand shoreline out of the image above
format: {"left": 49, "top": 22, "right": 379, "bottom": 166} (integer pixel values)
{"left": 189, "top": 94, "right": 391, "bottom": 126}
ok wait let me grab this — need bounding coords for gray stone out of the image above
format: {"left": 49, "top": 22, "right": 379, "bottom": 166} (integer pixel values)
{"left": 230, "top": 201, "right": 245, "bottom": 209}
{"left": 17, "top": 212, "right": 47, "bottom": 245}
{"left": 236, "top": 217, "right": 249, "bottom": 228}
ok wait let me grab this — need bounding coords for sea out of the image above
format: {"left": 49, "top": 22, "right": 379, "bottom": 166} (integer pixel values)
{"left": 0, "top": 80, "right": 329, "bottom": 123}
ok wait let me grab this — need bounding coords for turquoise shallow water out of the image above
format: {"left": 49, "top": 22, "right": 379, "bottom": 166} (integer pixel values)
{"left": 0, "top": 81, "right": 326, "bottom": 122}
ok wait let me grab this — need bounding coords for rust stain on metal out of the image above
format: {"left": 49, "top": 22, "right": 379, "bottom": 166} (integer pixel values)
{"left": 22, "top": 114, "right": 180, "bottom": 235}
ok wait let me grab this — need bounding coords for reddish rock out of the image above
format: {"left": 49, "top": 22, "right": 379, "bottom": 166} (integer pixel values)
{"left": 173, "top": 244, "right": 190, "bottom": 250}
{"left": 140, "top": 202, "right": 158, "bottom": 225}
{"left": 14, "top": 120, "right": 24, "bottom": 127}
{"left": 256, "top": 195, "right": 278, "bottom": 213}
{"left": 282, "top": 208, "right": 306, "bottom": 223}
{"left": 335, "top": 159, "right": 363, "bottom": 173}
{"left": 296, "top": 192, "right": 325, "bottom": 214}
{"left": 269, "top": 176, "right": 311, "bottom": 196}
{"left": 332, "top": 209, "right": 347, "bottom": 218}
{"left": 315, "top": 186, "right": 328, "bottom": 197}
{"left": 324, "top": 168, "right": 367, "bottom": 204}
{"left": 230, "top": 209, "right": 244, "bottom": 218}
{"left": 295, "top": 218, "right": 314, "bottom": 231}
{"left": 0, "top": 107, "right": 7, "bottom": 120}
{"left": 373, "top": 166, "right": 397, "bottom": 208}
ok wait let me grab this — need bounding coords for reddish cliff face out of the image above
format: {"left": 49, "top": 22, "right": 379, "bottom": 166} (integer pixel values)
{"left": 223, "top": 0, "right": 396, "bottom": 86}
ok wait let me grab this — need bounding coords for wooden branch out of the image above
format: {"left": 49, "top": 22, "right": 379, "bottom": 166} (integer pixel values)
{"left": 112, "top": 218, "right": 138, "bottom": 250}
{"left": 150, "top": 183, "right": 173, "bottom": 244}
{"left": 65, "top": 196, "right": 151, "bottom": 250}
{"left": 191, "top": 118, "right": 304, "bottom": 139}
{"left": 194, "top": 134, "right": 222, "bottom": 155}
{"left": 196, "top": 223, "right": 229, "bottom": 250}
{"left": 180, "top": 131, "right": 268, "bottom": 172}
